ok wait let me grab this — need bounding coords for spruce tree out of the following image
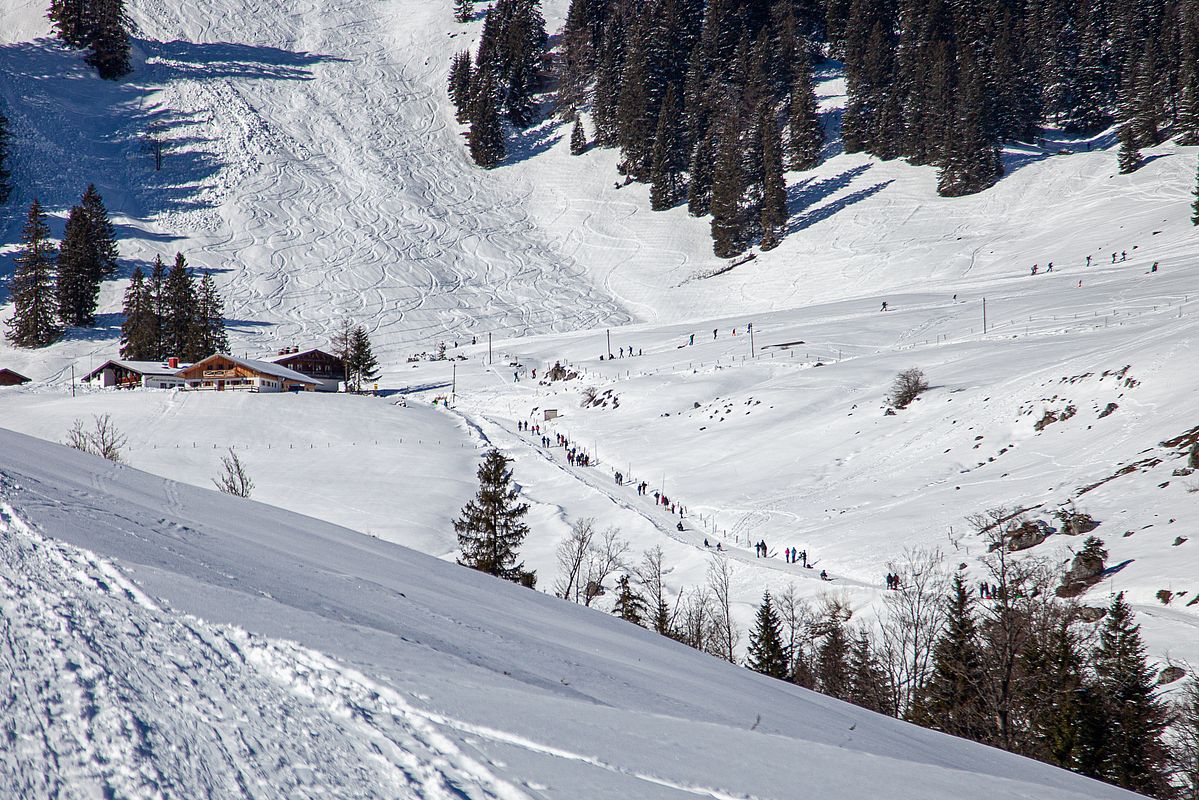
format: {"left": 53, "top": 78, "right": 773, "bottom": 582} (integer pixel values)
{"left": 758, "top": 107, "right": 787, "bottom": 251}
{"left": 1019, "top": 613, "right": 1088, "bottom": 770}
{"left": 1090, "top": 592, "right": 1171, "bottom": 796}
{"left": 1117, "top": 122, "right": 1141, "bottom": 174}
{"left": 649, "top": 87, "right": 685, "bottom": 210}
{"left": 80, "top": 184, "right": 119, "bottom": 279}
{"left": 815, "top": 614, "right": 852, "bottom": 700}
{"left": 569, "top": 116, "right": 587, "bottom": 155}
{"left": 6, "top": 199, "right": 61, "bottom": 348}
{"left": 47, "top": 0, "right": 89, "bottom": 48}
{"left": 467, "top": 70, "right": 506, "bottom": 169}
{"left": 686, "top": 133, "right": 715, "bottom": 217}
{"left": 785, "top": 61, "right": 823, "bottom": 171}
{"left": 448, "top": 51, "right": 474, "bottom": 123}
{"left": 119, "top": 265, "right": 158, "bottom": 360}
{"left": 909, "top": 574, "right": 989, "bottom": 741}
{"left": 56, "top": 205, "right": 101, "bottom": 327}
{"left": 454, "top": 0, "right": 474, "bottom": 24}
{"left": 847, "top": 630, "right": 892, "bottom": 715}
{"left": 346, "top": 325, "right": 379, "bottom": 392}
{"left": 937, "top": 62, "right": 1002, "bottom": 198}
{"left": 162, "top": 252, "right": 195, "bottom": 360}
{"left": 455, "top": 449, "right": 533, "bottom": 585}
{"left": 147, "top": 254, "right": 168, "bottom": 359}
{"left": 613, "top": 574, "right": 647, "bottom": 626}
{"left": 0, "top": 107, "right": 11, "bottom": 204}
{"left": 709, "top": 113, "right": 746, "bottom": 258}
{"left": 86, "top": 0, "right": 131, "bottom": 80}
{"left": 1191, "top": 156, "right": 1199, "bottom": 226}
{"left": 186, "top": 271, "right": 228, "bottom": 360}
{"left": 747, "top": 591, "right": 790, "bottom": 679}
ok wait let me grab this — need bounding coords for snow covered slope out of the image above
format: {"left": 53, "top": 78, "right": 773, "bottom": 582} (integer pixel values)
{"left": 0, "top": 427, "right": 1150, "bottom": 799}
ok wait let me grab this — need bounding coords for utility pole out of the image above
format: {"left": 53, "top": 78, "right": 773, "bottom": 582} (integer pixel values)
{"left": 748, "top": 322, "right": 755, "bottom": 357}
{"left": 452, "top": 362, "right": 456, "bottom": 404}
{"left": 488, "top": 332, "right": 492, "bottom": 365}
{"left": 71, "top": 364, "right": 75, "bottom": 398}
{"left": 606, "top": 329, "right": 612, "bottom": 358}
{"left": 982, "top": 297, "right": 987, "bottom": 334}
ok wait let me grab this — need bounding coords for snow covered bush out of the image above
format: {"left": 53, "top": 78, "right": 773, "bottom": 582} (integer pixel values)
{"left": 888, "top": 368, "right": 929, "bottom": 409}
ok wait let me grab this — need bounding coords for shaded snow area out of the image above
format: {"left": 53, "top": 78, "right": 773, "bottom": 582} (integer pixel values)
{"left": 0, "top": 429, "right": 1144, "bottom": 799}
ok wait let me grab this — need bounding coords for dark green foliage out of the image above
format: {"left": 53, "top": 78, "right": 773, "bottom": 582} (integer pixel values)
{"left": 1192, "top": 156, "right": 1199, "bottom": 226}
{"left": 815, "top": 612, "right": 851, "bottom": 700}
{"left": 5, "top": 199, "right": 61, "bottom": 348}
{"left": 0, "top": 107, "right": 11, "bottom": 204}
{"left": 686, "top": 132, "right": 714, "bottom": 217}
{"left": 709, "top": 113, "right": 746, "bottom": 258}
{"left": 1089, "top": 592, "right": 1172, "bottom": 796}
{"left": 454, "top": 0, "right": 473, "bottom": 23}
{"left": 758, "top": 105, "right": 787, "bottom": 250}
{"left": 937, "top": 63, "right": 1002, "bottom": 198}
{"left": 455, "top": 449, "right": 533, "bottom": 584}
{"left": 119, "top": 266, "right": 158, "bottom": 360}
{"left": 468, "top": 70, "right": 506, "bottom": 169}
{"left": 846, "top": 631, "right": 892, "bottom": 714}
{"left": 1117, "top": 122, "right": 1141, "bottom": 174}
{"left": 47, "top": 0, "right": 89, "bottom": 48}
{"left": 187, "top": 271, "right": 229, "bottom": 361}
{"left": 55, "top": 206, "right": 100, "bottom": 327}
{"left": 85, "top": 0, "right": 131, "bottom": 80}
{"left": 613, "top": 574, "right": 646, "bottom": 626}
{"left": 649, "top": 87, "right": 685, "bottom": 210}
{"left": 569, "top": 116, "right": 587, "bottom": 155}
{"left": 161, "top": 252, "right": 196, "bottom": 360}
{"left": 746, "top": 591, "right": 789, "bottom": 679}
{"left": 79, "top": 184, "right": 118, "bottom": 279}
{"left": 448, "top": 51, "right": 474, "bottom": 123}
{"left": 147, "top": 254, "right": 168, "bottom": 357}
{"left": 909, "top": 575, "right": 989, "bottom": 740}
{"left": 1018, "top": 613, "right": 1089, "bottom": 771}
{"left": 346, "top": 325, "right": 379, "bottom": 392}
{"left": 785, "top": 59, "right": 822, "bottom": 171}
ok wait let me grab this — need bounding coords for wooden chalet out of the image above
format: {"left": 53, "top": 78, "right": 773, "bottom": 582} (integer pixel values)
{"left": 264, "top": 347, "right": 345, "bottom": 392}
{"left": 175, "top": 354, "right": 319, "bottom": 393}
{"left": 0, "top": 368, "right": 31, "bottom": 387}
{"left": 82, "top": 359, "right": 189, "bottom": 390}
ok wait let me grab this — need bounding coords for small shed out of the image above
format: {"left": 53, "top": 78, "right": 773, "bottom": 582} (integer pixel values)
{"left": 0, "top": 368, "right": 31, "bottom": 387}
{"left": 544, "top": 409, "right": 559, "bottom": 421}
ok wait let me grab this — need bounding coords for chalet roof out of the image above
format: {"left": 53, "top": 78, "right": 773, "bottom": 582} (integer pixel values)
{"left": 189, "top": 354, "right": 320, "bottom": 385}
{"left": 263, "top": 348, "right": 342, "bottom": 364}
{"left": 0, "top": 368, "right": 31, "bottom": 382}
{"left": 82, "top": 360, "right": 189, "bottom": 382}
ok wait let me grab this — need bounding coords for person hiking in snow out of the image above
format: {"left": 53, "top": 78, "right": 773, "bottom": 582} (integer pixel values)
{"left": 785, "top": 547, "right": 791, "bottom": 563}
{"left": 1086, "top": 255, "right": 1092, "bottom": 267}
{"left": 677, "top": 521, "right": 684, "bottom": 532}
{"left": 820, "top": 570, "right": 829, "bottom": 581}
{"left": 1047, "top": 262, "right": 1053, "bottom": 272}
{"left": 713, "top": 329, "right": 718, "bottom": 339}
{"left": 716, "top": 542, "right": 723, "bottom": 551}
{"left": 1121, "top": 251, "right": 1127, "bottom": 261}
{"left": 880, "top": 301, "right": 888, "bottom": 311}
{"left": 704, "top": 538, "right": 710, "bottom": 547}
{"left": 1151, "top": 262, "right": 1159, "bottom": 273}
{"left": 689, "top": 334, "right": 695, "bottom": 346}
{"left": 1030, "top": 264, "right": 1038, "bottom": 275}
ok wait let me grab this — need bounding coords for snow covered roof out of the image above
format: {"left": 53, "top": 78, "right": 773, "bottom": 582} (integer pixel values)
{"left": 82, "top": 360, "right": 190, "bottom": 382}
{"left": 189, "top": 354, "right": 320, "bottom": 384}
{"left": 263, "top": 348, "right": 341, "bottom": 364}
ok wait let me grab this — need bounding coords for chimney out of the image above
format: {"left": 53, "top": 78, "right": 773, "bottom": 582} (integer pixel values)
{"left": 168, "top": 357, "right": 179, "bottom": 369}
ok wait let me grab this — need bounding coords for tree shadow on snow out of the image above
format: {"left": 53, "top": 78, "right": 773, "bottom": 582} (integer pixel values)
{"left": 139, "top": 39, "right": 346, "bottom": 82}
{"left": 783, "top": 165, "right": 892, "bottom": 236}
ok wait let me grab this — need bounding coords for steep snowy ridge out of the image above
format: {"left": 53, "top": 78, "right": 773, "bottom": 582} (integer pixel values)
{"left": 0, "top": 428, "right": 1146, "bottom": 798}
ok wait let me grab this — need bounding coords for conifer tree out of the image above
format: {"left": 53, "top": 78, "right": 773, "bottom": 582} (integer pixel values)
{"left": 1117, "top": 122, "right": 1141, "bottom": 174}
{"left": 649, "top": 87, "right": 685, "bottom": 210}
{"left": 346, "top": 324, "right": 379, "bottom": 392}
{"left": 162, "top": 252, "right": 196, "bottom": 359}
{"left": 1173, "top": 676, "right": 1199, "bottom": 800}
{"left": 448, "top": 51, "right": 474, "bottom": 123}
{"left": 55, "top": 205, "right": 101, "bottom": 327}
{"left": 1089, "top": 592, "right": 1171, "bottom": 796}
{"left": 909, "top": 574, "right": 989, "bottom": 740}
{"left": 1192, "top": 156, "right": 1199, "bottom": 226}
{"left": 455, "top": 449, "right": 533, "bottom": 585}
{"left": 785, "top": 61, "right": 823, "bottom": 171}
{"left": 186, "top": 271, "right": 228, "bottom": 360}
{"left": 454, "top": 0, "right": 473, "bottom": 24}
{"left": 119, "top": 265, "right": 158, "bottom": 360}
{"left": 5, "top": 199, "right": 61, "bottom": 348}
{"left": 815, "top": 613, "right": 852, "bottom": 700}
{"left": 758, "top": 107, "right": 787, "bottom": 250}
{"left": 747, "top": 591, "right": 790, "bottom": 679}
{"left": 47, "top": 0, "right": 89, "bottom": 48}
{"left": 686, "top": 133, "right": 714, "bottom": 217}
{"left": 467, "top": 70, "right": 506, "bottom": 169}
{"left": 591, "top": 41, "right": 621, "bottom": 148}
{"left": 80, "top": 184, "right": 119, "bottom": 278}
{"left": 147, "top": 254, "right": 168, "bottom": 359}
{"left": 0, "top": 107, "right": 11, "bottom": 204}
{"left": 613, "top": 574, "right": 646, "bottom": 626}
{"left": 569, "top": 116, "right": 587, "bottom": 155}
{"left": 937, "top": 63, "right": 1002, "bottom": 197}
{"left": 86, "top": 0, "right": 131, "bottom": 80}
{"left": 847, "top": 630, "right": 892, "bottom": 715}
{"left": 709, "top": 113, "right": 747, "bottom": 258}
{"left": 1019, "top": 613, "right": 1088, "bottom": 770}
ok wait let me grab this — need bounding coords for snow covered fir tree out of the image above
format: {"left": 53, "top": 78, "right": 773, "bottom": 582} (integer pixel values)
{"left": 455, "top": 449, "right": 535, "bottom": 587}
{"left": 5, "top": 199, "right": 61, "bottom": 348}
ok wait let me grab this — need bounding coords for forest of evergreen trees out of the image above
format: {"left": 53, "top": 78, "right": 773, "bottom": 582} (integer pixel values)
{"left": 450, "top": 0, "right": 1199, "bottom": 256}
{"left": 119, "top": 253, "right": 229, "bottom": 362}
{"left": 47, "top": 0, "right": 132, "bottom": 80}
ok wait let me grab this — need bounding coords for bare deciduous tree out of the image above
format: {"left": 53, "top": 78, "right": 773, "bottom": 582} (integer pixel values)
{"left": 554, "top": 518, "right": 629, "bottom": 606}
{"left": 65, "top": 414, "right": 127, "bottom": 463}
{"left": 213, "top": 447, "right": 254, "bottom": 498}
{"left": 636, "top": 545, "right": 677, "bottom": 636}
{"left": 706, "top": 556, "right": 740, "bottom": 663}
{"left": 877, "top": 546, "right": 950, "bottom": 717}
{"left": 888, "top": 367, "right": 929, "bottom": 409}
{"left": 775, "top": 582, "right": 817, "bottom": 686}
